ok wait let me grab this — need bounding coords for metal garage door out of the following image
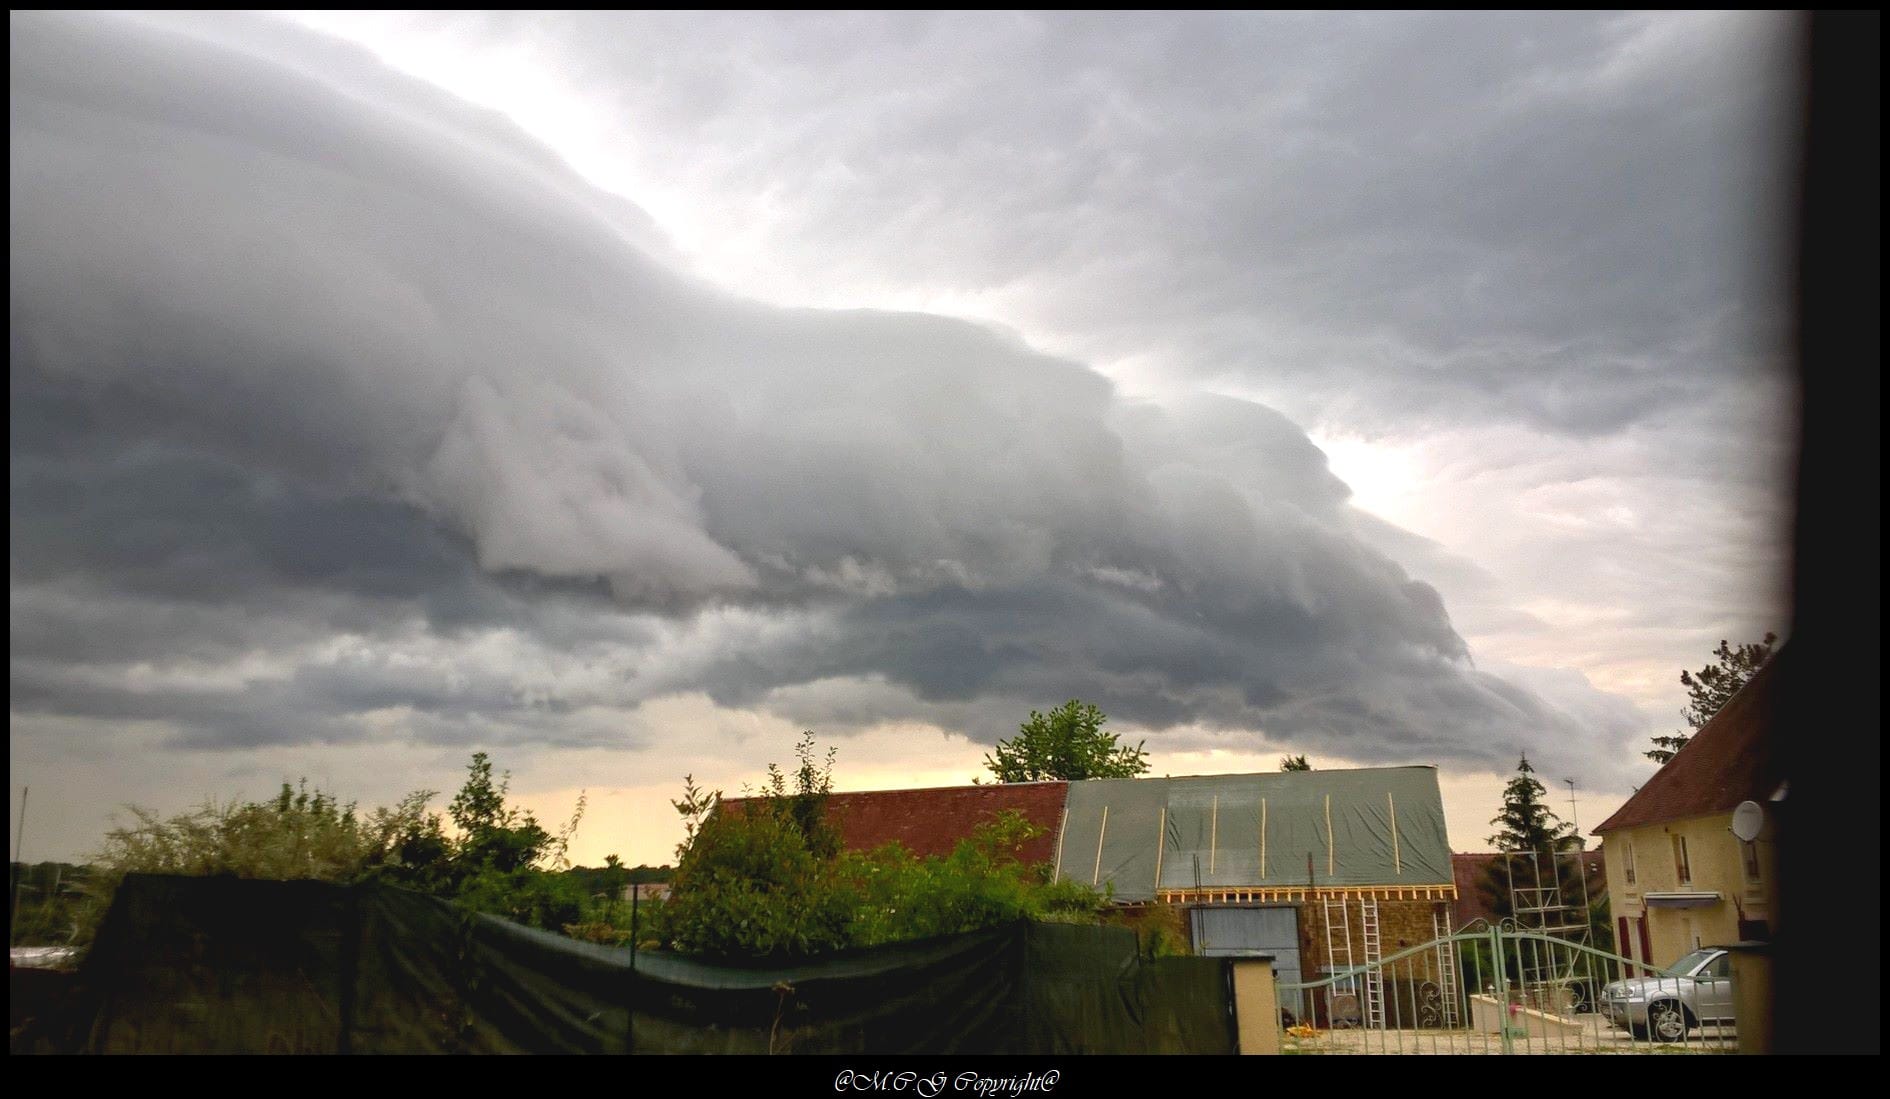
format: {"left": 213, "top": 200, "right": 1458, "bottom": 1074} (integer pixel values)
{"left": 1190, "top": 905, "right": 1302, "bottom": 989}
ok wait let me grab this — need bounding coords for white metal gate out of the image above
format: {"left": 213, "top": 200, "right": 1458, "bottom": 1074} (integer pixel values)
{"left": 1276, "top": 920, "right": 1743, "bottom": 1054}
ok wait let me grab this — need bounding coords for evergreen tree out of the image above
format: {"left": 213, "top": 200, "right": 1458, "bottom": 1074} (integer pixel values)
{"left": 1484, "top": 755, "right": 1580, "bottom": 922}
{"left": 1647, "top": 631, "right": 1778, "bottom": 764}
{"left": 1487, "top": 754, "right": 1578, "bottom": 853}
{"left": 1279, "top": 754, "right": 1311, "bottom": 771}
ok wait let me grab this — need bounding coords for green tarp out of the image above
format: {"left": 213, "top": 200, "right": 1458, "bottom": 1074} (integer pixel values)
{"left": 1056, "top": 767, "right": 1454, "bottom": 901}
{"left": 48, "top": 875, "right": 1236, "bottom": 1054}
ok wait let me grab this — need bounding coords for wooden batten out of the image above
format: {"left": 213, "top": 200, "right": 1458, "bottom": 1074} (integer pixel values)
{"left": 1153, "top": 806, "right": 1167, "bottom": 892}
{"left": 1209, "top": 794, "right": 1218, "bottom": 875}
{"left": 1324, "top": 794, "right": 1335, "bottom": 878}
{"left": 1155, "top": 883, "right": 1457, "bottom": 905}
{"left": 1258, "top": 797, "right": 1268, "bottom": 880}
{"left": 1053, "top": 805, "right": 1069, "bottom": 880}
{"left": 1389, "top": 791, "right": 1401, "bottom": 876}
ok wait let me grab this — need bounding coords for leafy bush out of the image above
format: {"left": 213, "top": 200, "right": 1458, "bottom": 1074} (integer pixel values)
{"left": 650, "top": 738, "right": 1106, "bottom": 959}
{"left": 841, "top": 810, "right": 1105, "bottom": 947}
{"left": 1117, "top": 903, "right": 1191, "bottom": 959}
{"left": 651, "top": 751, "right": 856, "bottom": 957}
{"left": 74, "top": 779, "right": 433, "bottom": 944}
{"left": 76, "top": 755, "right": 590, "bottom": 944}
{"left": 563, "top": 920, "right": 633, "bottom": 946}
{"left": 456, "top": 865, "right": 585, "bottom": 930}
{"left": 9, "top": 862, "right": 91, "bottom": 946}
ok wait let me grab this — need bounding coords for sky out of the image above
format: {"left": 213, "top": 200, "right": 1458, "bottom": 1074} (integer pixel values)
{"left": 9, "top": 11, "right": 1799, "bottom": 867}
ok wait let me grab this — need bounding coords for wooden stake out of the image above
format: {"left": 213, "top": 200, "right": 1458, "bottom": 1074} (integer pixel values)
{"left": 1209, "top": 794, "right": 1219, "bottom": 876}
{"left": 1260, "top": 797, "right": 1268, "bottom": 880}
{"left": 1325, "top": 794, "right": 1335, "bottom": 878}
{"left": 1154, "top": 806, "right": 1167, "bottom": 892}
{"left": 1053, "top": 805, "right": 1069, "bottom": 880}
{"left": 1388, "top": 791, "right": 1401, "bottom": 875}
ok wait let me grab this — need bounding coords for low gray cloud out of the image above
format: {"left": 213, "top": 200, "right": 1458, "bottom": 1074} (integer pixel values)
{"left": 11, "top": 10, "right": 1656, "bottom": 807}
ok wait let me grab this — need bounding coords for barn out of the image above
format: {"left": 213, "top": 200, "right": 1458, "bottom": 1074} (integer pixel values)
{"left": 740, "top": 765, "right": 1461, "bottom": 1024}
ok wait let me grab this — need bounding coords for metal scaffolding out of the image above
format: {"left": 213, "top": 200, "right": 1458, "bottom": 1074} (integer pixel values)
{"left": 1503, "top": 846, "right": 1597, "bottom": 1016}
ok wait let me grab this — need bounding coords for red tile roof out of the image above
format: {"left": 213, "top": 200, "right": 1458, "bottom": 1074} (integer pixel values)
{"left": 721, "top": 781, "right": 1070, "bottom": 864}
{"left": 1452, "top": 853, "right": 1504, "bottom": 926}
{"left": 1593, "top": 645, "right": 1787, "bottom": 834}
{"left": 1451, "top": 850, "right": 1607, "bottom": 929}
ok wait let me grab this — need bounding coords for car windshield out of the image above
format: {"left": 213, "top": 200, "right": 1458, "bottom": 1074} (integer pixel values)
{"left": 1667, "top": 949, "right": 1716, "bottom": 975}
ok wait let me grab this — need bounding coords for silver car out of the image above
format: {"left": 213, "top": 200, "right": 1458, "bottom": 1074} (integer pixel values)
{"left": 1601, "top": 947, "right": 1736, "bottom": 1042}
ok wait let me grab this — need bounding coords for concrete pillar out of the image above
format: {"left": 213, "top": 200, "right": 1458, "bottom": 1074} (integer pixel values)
{"left": 1231, "top": 957, "right": 1279, "bottom": 1054}
{"left": 1727, "top": 941, "right": 1773, "bottom": 1054}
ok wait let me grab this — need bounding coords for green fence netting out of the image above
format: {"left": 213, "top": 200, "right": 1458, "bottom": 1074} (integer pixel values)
{"left": 43, "top": 875, "right": 1236, "bottom": 1054}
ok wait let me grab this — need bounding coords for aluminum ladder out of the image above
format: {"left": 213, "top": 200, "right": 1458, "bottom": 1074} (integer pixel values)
{"left": 1359, "top": 896, "right": 1385, "bottom": 1029}
{"left": 1431, "top": 909, "right": 1460, "bottom": 1027}
{"left": 1322, "top": 893, "right": 1357, "bottom": 1026}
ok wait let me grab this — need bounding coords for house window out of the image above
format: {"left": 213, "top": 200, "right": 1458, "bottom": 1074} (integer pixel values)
{"left": 1672, "top": 834, "right": 1691, "bottom": 885}
{"left": 1741, "top": 840, "right": 1761, "bottom": 882}
{"left": 1624, "top": 840, "right": 1636, "bottom": 886}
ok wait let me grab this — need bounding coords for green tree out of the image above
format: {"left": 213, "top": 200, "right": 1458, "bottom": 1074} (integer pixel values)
{"left": 653, "top": 737, "right": 1105, "bottom": 959}
{"left": 440, "top": 752, "right": 586, "bottom": 929}
{"left": 1280, "top": 754, "right": 1311, "bottom": 772}
{"left": 757, "top": 731, "right": 841, "bottom": 861}
{"left": 1646, "top": 631, "right": 1779, "bottom": 763}
{"left": 1484, "top": 755, "right": 1581, "bottom": 923}
{"left": 984, "top": 700, "right": 1149, "bottom": 783}
{"left": 1487, "top": 755, "right": 1578, "bottom": 854}
{"left": 654, "top": 738, "right": 853, "bottom": 958}
{"left": 449, "top": 752, "right": 552, "bottom": 873}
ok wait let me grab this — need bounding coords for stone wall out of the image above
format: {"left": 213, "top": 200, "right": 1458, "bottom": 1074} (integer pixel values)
{"left": 1304, "top": 897, "right": 1452, "bottom": 981}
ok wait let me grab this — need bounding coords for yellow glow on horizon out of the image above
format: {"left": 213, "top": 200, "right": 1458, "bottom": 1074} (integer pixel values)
{"left": 517, "top": 738, "right": 1631, "bottom": 870}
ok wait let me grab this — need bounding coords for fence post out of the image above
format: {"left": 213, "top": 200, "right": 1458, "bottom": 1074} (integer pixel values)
{"left": 338, "top": 883, "right": 358, "bottom": 1054}
{"left": 1491, "top": 925, "right": 1512, "bottom": 1055}
{"left": 627, "top": 884, "right": 639, "bottom": 1056}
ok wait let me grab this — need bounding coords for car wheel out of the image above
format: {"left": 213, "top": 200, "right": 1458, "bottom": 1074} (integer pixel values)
{"left": 1647, "top": 1000, "right": 1693, "bottom": 1043}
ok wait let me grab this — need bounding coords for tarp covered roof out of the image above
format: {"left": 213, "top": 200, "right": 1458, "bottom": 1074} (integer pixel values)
{"left": 1055, "top": 767, "right": 1453, "bottom": 901}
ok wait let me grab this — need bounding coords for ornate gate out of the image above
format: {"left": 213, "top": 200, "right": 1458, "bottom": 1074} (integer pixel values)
{"left": 1275, "top": 919, "right": 1742, "bottom": 1054}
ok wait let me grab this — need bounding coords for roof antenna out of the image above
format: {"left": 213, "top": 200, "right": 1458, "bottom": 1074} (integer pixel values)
{"left": 9, "top": 786, "right": 25, "bottom": 947}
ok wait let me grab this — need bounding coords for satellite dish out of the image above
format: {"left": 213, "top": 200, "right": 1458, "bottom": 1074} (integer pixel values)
{"left": 1731, "top": 800, "right": 1765, "bottom": 842}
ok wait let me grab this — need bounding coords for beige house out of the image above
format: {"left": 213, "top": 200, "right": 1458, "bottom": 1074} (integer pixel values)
{"left": 1593, "top": 646, "right": 1785, "bottom": 974}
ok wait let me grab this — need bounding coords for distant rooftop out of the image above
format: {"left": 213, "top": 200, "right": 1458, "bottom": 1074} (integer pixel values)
{"left": 721, "top": 781, "right": 1069, "bottom": 864}
{"left": 1593, "top": 643, "right": 1787, "bottom": 834}
{"left": 718, "top": 765, "right": 1457, "bottom": 902}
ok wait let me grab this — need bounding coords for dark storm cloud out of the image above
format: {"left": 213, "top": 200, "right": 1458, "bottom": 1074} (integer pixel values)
{"left": 9, "top": 11, "right": 1645, "bottom": 783}
{"left": 428, "top": 10, "right": 1794, "bottom": 436}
